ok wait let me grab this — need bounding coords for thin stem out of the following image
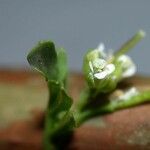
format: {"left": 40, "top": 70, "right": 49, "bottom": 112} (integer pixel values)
{"left": 108, "top": 90, "right": 150, "bottom": 111}
{"left": 43, "top": 82, "right": 55, "bottom": 150}
{"left": 76, "top": 91, "right": 150, "bottom": 126}
{"left": 114, "top": 30, "right": 145, "bottom": 58}
{"left": 43, "top": 110, "right": 55, "bottom": 150}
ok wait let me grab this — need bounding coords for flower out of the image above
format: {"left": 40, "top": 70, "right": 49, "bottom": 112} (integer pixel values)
{"left": 110, "top": 87, "right": 139, "bottom": 101}
{"left": 89, "top": 43, "right": 136, "bottom": 80}
{"left": 83, "top": 42, "right": 137, "bottom": 92}
{"left": 89, "top": 59, "right": 115, "bottom": 79}
{"left": 118, "top": 87, "right": 139, "bottom": 100}
{"left": 117, "top": 55, "right": 136, "bottom": 78}
{"left": 87, "top": 43, "right": 115, "bottom": 80}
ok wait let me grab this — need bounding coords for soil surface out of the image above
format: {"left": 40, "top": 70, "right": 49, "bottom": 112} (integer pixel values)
{"left": 0, "top": 69, "right": 150, "bottom": 150}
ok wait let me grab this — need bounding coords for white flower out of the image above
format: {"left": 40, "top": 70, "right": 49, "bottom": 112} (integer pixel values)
{"left": 96, "top": 43, "right": 136, "bottom": 78}
{"left": 117, "top": 55, "right": 136, "bottom": 78}
{"left": 88, "top": 42, "right": 136, "bottom": 81}
{"left": 87, "top": 43, "right": 116, "bottom": 80}
{"left": 89, "top": 58, "right": 115, "bottom": 80}
{"left": 110, "top": 87, "right": 139, "bottom": 101}
{"left": 118, "top": 87, "right": 139, "bottom": 100}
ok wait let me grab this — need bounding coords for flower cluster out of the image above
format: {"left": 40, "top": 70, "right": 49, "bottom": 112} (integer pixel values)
{"left": 88, "top": 43, "right": 115, "bottom": 80}
{"left": 83, "top": 43, "right": 136, "bottom": 92}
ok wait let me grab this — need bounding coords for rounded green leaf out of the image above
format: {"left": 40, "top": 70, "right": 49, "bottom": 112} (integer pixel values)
{"left": 27, "top": 41, "right": 58, "bottom": 80}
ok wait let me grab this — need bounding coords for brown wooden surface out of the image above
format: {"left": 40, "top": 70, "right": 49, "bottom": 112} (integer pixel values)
{"left": 0, "top": 69, "right": 150, "bottom": 150}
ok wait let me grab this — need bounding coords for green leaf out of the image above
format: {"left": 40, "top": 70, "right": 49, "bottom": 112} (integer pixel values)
{"left": 27, "top": 41, "right": 58, "bottom": 80}
{"left": 57, "top": 48, "right": 68, "bottom": 85}
{"left": 27, "top": 41, "right": 71, "bottom": 149}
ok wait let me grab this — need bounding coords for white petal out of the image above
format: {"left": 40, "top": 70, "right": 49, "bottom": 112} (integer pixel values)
{"left": 94, "top": 71, "right": 108, "bottom": 79}
{"left": 118, "top": 55, "right": 129, "bottom": 63}
{"left": 118, "top": 87, "right": 139, "bottom": 100}
{"left": 122, "top": 64, "right": 136, "bottom": 78}
{"left": 105, "top": 64, "right": 115, "bottom": 74}
{"left": 118, "top": 55, "right": 136, "bottom": 78}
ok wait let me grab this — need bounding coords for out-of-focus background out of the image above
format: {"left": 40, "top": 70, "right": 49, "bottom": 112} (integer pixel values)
{"left": 0, "top": 2, "right": 150, "bottom": 148}
{"left": 0, "top": 0, "right": 150, "bottom": 126}
{"left": 0, "top": 0, "right": 150, "bottom": 74}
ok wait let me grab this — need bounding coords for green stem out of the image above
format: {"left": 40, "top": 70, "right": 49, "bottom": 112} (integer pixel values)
{"left": 43, "top": 82, "right": 54, "bottom": 150}
{"left": 76, "top": 91, "right": 150, "bottom": 126}
{"left": 43, "top": 110, "right": 55, "bottom": 150}
{"left": 107, "top": 90, "right": 150, "bottom": 111}
{"left": 114, "top": 30, "right": 145, "bottom": 58}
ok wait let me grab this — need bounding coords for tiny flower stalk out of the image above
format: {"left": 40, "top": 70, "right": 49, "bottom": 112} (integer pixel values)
{"left": 27, "top": 30, "right": 150, "bottom": 150}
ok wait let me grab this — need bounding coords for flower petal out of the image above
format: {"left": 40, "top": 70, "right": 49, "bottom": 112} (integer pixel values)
{"left": 122, "top": 64, "right": 136, "bottom": 78}
{"left": 94, "top": 71, "right": 108, "bottom": 79}
{"left": 118, "top": 55, "right": 136, "bottom": 78}
{"left": 105, "top": 64, "right": 115, "bottom": 74}
{"left": 118, "top": 87, "right": 139, "bottom": 100}
{"left": 118, "top": 55, "right": 129, "bottom": 63}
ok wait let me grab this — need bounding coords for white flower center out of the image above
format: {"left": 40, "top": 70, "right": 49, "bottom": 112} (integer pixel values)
{"left": 89, "top": 58, "right": 115, "bottom": 80}
{"left": 94, "top": 63, "right": 115, "bottom": 79}
{"left": 92, "top": 58, "right": 106, "bottom": 71}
